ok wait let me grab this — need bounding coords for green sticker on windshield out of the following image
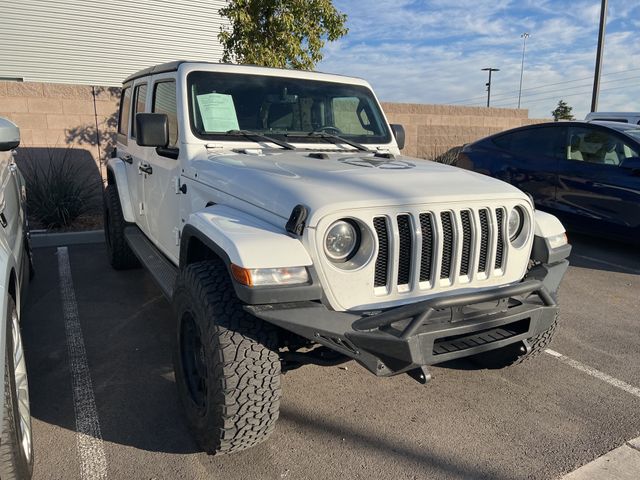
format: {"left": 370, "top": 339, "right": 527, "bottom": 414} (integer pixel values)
{"left": 196, "top": 93, "right": 240, "bottom": 132}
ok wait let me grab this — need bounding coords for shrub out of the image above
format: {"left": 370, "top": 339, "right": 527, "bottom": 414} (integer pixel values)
{"left": 20, "top": 148, "right": 103, "bottom": 229}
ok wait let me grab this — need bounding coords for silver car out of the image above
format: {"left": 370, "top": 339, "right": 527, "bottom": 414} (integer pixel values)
{"left": 0, "top": 117, "right": 34, "bottom": 479}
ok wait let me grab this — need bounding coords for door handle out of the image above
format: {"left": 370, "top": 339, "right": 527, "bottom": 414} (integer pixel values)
{"left": 121, "top": 154, "right": 133, "bottom": 164}
{"left": 139, "top": 163, "right": 153, "bottom": 175}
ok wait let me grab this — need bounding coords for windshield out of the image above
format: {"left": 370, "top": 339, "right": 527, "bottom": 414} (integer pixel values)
{"left": 187, "top": 71, "right": 391, "bottom": 144}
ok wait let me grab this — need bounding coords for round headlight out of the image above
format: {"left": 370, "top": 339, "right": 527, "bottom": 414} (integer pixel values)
{"left": 508, "top": 207, "right": 524, "bottom": 241}
{"left": 324, "top": 220, "right": 359, "bottom": 262}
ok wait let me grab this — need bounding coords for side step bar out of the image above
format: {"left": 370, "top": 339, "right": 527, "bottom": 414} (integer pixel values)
{"left": 123, "top": 226, "right": 178, "bottom": 299}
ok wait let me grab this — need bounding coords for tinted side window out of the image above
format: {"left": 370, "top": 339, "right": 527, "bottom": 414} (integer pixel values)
{"left": 567, "top": 126, "right": 639, "bottom": 166}
{"left": 118, "top": 87, "right": 132, "bottom": 137}
{"left": 131, "top": 84, "right": 148, "bottom": 138}
{"left": 153, "top": 81, "right": 178, "bottom": 147}
{"left": 492, "top": 133, "right": 511, "bottom": 150}
{"left": 493, "top": 127, "right": 565, "bottom": 159}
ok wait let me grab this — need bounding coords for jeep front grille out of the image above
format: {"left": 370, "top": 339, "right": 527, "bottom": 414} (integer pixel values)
{"left": 397, "top": 215, "right": 412, "bottom": 285}
{"left": 495, "top": 207, "right": 505, "bottom": 269}
{"left": 373, "top": 206, "right": 508, "bottom": 293}
{"left": 418, "top": 213, "right": 434, "bottom": 282}
{"left": 373, "top": 217, "right": 389, "bottom": 288}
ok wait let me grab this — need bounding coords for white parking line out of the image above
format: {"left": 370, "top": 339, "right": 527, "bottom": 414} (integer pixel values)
{"left": 545, "top": 349, "right": 640, "bottom": 399}
{"left": 57, "top": 247, "right": 108, "bottom": 480}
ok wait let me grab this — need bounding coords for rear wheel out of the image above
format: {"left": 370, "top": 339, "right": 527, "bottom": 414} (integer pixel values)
{"left": 0, "top": 298, "right": 33, "bottom": 480}
{"left": 172, "top": 260, "right": 282, "bottom": 454}
{"left": 103, "top": 184, "right": 139, "bottom": 270}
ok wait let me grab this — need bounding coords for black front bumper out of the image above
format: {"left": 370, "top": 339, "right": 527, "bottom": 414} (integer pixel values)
{"left": 246, "top": 260, "right": 568, "bottom": 377}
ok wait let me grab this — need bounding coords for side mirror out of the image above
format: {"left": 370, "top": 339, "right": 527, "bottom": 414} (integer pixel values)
{"left": 136, "top": 113, "right": 169, "bottom": 148}
{"left": 390, "top": 124, "right": 405, "bottom": 150}
{"left": 0, "top": 117, "right": 20, "bottom": 152}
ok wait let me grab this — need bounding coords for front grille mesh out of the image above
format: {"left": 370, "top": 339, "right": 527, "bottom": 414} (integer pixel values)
{"left": 495, "top": 208, "right": 505, "bottom": 269}
{"left": 419, "top": 213, "right": 433, "bottom": 282}
{"left": 460, "top": 210, "right": 472, "bottom": 276}
{"left": 397, "top": 215, "right": 412, "bottom": 285}
{"left": 373, "top": 217, "right": 389, "bottom": 288}
{"left": 373, "top": 206, "right": 507, "bottom": 292}
{"left": 478, "top": 209, "right": 489, "bottom": 273}
{"left": 440, "top": 212, "right": 454, "bottom": 279}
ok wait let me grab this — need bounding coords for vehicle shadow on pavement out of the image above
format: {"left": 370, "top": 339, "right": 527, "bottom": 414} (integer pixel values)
{"left": 567, "top": 233, "right": 640, "bottom": 275}
{"left": 23, "top": 245, "right": 202, "bottom": 455}
{"left": 276, "top": 404, "right": 514, "bottom": 480}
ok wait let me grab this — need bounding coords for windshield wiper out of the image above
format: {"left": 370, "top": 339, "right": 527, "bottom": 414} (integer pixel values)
{"left": 295, "top": 131, "right": 371, "bottom": 152}
{"left": 224, "top": 130, "right": 296, "bottom": 150}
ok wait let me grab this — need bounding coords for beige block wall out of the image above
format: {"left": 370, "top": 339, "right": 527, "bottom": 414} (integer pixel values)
{"left": 0, "top": 81, "right": 548, "bottom": 174}
{"left": 381, "top": 102, "right": 547, "bottom": 160}
{"left": 0, "top": 81, "right": 120, "bottom": 178}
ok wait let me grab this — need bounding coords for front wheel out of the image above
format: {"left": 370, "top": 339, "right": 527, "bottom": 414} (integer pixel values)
{"left": 172, "top": 260, "right": 282, "bottom": 454}
{"left": 0, "top": 298, "right": 34, "bottom": 479}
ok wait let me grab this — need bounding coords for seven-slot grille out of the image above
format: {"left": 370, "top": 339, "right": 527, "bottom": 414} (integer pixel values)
{"left": 373, "top": 207, "right": 506, "bottom": 293}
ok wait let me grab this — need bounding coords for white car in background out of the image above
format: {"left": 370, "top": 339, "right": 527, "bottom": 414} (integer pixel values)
{"left": 0, "top": 117, "right": 34, "bottom": 479}
{"left": 585, "top": 112, "right": 640, "bottom": 124}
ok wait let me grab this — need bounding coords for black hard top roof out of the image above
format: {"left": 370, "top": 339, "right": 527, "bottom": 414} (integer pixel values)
{"left": 123, "top": 60, "right": 189, "bottom": 84}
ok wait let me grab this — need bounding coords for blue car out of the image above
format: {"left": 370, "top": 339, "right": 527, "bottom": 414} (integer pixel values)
{"left": 458, "top": 121, "right": 640, "bottom": 243}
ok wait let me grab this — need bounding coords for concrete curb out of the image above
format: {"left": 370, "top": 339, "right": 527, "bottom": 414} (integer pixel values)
{"left": 562, "top": 436, "right": 640, "bottom": 479}
{"left": 31, "top": 230, "right": 105, "bottom": 248}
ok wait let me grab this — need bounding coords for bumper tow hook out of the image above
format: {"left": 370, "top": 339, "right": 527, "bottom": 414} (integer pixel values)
{"left": 407, "top": 366, "right": 432, "bottom": 385}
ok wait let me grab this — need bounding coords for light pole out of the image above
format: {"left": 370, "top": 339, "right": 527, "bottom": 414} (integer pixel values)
{"left": 591, "top": 0, "right": 608, "bottom": 112}
{"left": 482, "top": 67, "right": 500, "bottom": 107}
{"left": 518, "top": 33, "right": 530, "bottom": 109}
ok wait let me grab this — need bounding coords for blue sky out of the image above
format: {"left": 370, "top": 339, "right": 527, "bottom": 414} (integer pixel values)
{"left": 318, "top": 0, "right": 640, "bottom": 119}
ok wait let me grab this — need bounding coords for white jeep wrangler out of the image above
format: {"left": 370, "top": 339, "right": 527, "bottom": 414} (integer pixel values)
{"left": 104, "top": 61, "right": 571, "bottom": 455}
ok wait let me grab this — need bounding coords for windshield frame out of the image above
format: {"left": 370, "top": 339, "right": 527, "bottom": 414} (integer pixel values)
{"left": 186, "top": 71, "right": 393, "bottom": 145}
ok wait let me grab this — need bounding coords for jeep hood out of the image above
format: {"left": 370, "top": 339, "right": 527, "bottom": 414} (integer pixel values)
{"left": 187, "top": 149, "right": 528, "bottom": 226}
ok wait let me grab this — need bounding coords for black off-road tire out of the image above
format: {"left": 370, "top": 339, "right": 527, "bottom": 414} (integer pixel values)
{"left": 172, "top": 260, "right": 282, "bottom": 455}
{"left": 0, "top": 298, "right": 33, "bottom": 480}
{"left": 472, "top": 292, "right": 559, "bottom": 369}
{"left": 103, "top": 184, "right": 139, "bottom": 270}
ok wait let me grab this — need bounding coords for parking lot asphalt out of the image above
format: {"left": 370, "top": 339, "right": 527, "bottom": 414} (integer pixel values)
{"left": 22, "top": 235, "right": 640, "bottom": 480}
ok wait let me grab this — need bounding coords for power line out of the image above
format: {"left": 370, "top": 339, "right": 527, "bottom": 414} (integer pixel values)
{"left": 484, "top": 74, "right": 640, "bottom": 105}
{"left": 445, "top": 66, "right": 640, "bottom": 104}
{"left": 489, "top": 82, "right": 640, "bottom": 108}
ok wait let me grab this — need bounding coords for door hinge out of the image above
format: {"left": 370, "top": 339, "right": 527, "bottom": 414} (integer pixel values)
{"left": 173, "top": 227, "right": 181, "bottom": 246}
{"left": 139, "top": 202, "right": 145, "bottom": 215}
{"left": 173, "top": 177, "right": 187, "bottom": 194}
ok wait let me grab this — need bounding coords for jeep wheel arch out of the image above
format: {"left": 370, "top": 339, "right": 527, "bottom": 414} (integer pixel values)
{"left": 106, "top": 159, "right": 136, "bottom": 223}
{"left": 180, "top": 206, "right": 321, "bottom": 304}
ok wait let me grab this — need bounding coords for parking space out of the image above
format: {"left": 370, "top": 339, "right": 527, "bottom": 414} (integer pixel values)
{"left": 22, "top": 237, "right": 640, "bottom": 480}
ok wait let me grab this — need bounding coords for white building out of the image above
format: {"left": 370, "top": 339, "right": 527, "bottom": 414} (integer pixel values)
{"left": 0, "top": 0, "right": 228, "bottom": 86}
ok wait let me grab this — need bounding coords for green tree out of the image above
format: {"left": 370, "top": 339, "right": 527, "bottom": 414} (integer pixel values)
{"left": 551, "top": 100, "right": 575, "bottom": 121}
{"left": 218, "top": 0, "right": 348, "bottom": 70}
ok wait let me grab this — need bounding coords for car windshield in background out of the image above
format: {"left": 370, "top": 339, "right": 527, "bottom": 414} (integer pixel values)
{"left": 187, "top": 71, "right": 391, "bottom": 144}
